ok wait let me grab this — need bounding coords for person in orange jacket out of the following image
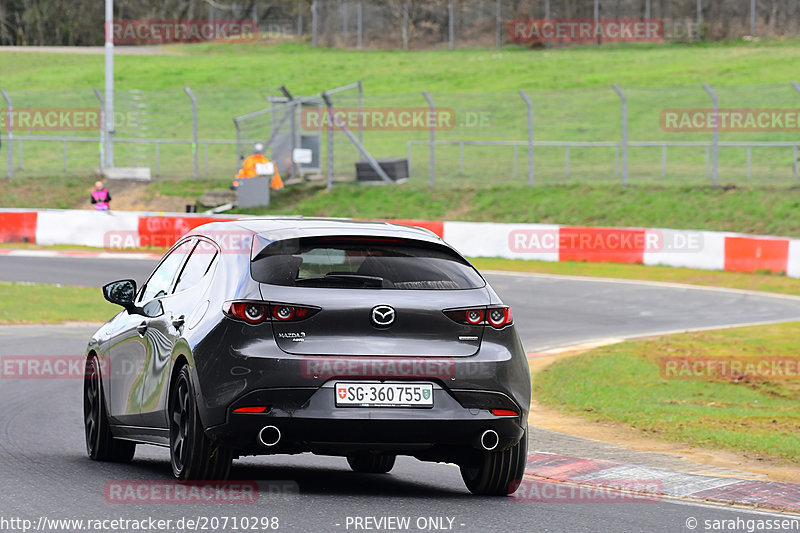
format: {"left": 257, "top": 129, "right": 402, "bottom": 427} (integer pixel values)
{"left": 232, "top": 143, "right": 284, "bottom": 190}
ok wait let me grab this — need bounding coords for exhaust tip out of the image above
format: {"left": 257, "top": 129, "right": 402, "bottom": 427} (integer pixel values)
{"left": 480, "top": 429, "right": 499, "bottom": 451}
{"left": 258, "top": 425, "right": 281, "bottom": 447}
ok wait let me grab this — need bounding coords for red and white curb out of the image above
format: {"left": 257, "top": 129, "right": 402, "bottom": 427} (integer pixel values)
{"left": 2, "top": 208, "right": 800, "bottom": 277}
{"left": 522, "top": 453, "right": 800, "bottom": 513}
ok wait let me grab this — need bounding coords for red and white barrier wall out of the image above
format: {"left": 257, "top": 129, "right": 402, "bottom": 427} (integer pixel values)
{"left": 1, "top": 208, "right": 799, "bottom": 278}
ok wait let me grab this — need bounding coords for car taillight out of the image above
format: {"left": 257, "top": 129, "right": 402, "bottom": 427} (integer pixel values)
{"left": 444, "top": 306, "right": 513, "bottom": 329}
{"left": 466, "top": 309, "right": 484, "bottom": 325}
{"left": 488, "top": 307, "right": 513, "bottom": 328}
{"left": 273, "top": 305, "right": 295, "bottom": 321}
{"left": 491, "top": 408, "right": 519, "bottom": 417}
{"left": 233, "top": 406, "right": 269, "bottom": 413}
{"left": 223, "top": 301, "right": 320, "bottom": 324}
{"left": 224, "top": 302, "right": 269, "bottom": 324}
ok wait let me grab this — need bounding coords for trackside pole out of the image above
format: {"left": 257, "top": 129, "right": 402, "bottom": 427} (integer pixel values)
{"left": 93, "top": 88, "right": 105, "bottom": 173}
{"left": 702, "top": 83, "right": 718, "bottom": 187}
{"left": 321, "top": 92, "right": 392, "bottom": 184}
{"left": 185, "top": 87, "right": 199, "bottom": 180}
{"left": 519, "top": 90, "right": 534, "bottom": 185}
{"left": 612, "top": 85, "right": 628, "bottom": 186}
{"left": 422, "top": 91, "right": 435, "bottom": 186}
{"left": 1, "top": 89, "right": 12, "bottom": 178}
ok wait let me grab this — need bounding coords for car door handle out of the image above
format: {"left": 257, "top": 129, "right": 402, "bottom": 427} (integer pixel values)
{"left": 171, "top": 315, "right": 185, "bottom": 328}
{"left": 136, "top": 321, "right": 149, "bottom": 336}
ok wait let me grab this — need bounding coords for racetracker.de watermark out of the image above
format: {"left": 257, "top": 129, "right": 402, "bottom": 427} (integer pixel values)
{"left": 659, "top": 356, "right": 800, "bottom": 380}
{"left": 511, "top": 479, "right": 663, "bottom": 503}
{"left": 301, "top": 357, "right": 457, "bottom": 380}
{"left": 0, "top": 108, "right": 140, "bottom": 132}
{"left": 509, "top": 18, "right": 663, "bottom": 43}
{"left": 661, "top": 108, "right": 800, "bottom": 132}
{"left": 299, "top": 107, "right": 491, "bottom": 132}
{"left": 0, "top": 108, "right": 99, "bottom": 131}
{"left": 508, "top": 228, "right": 704, "bottom": 254}
{"left": 107, "top": 20, "right": 257, "bottom": 44}
{"left": 104, "top": 230, "right": 253, "bottom": 253}
{"left": 104, "top": 480, "right": 297, "bottom": 504}
{"left": 1, "top": 356, "right": 106, "bottom": 379}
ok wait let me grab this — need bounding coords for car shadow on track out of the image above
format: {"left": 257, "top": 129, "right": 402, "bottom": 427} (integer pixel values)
{"left": 93, "top": 455, "right": 471, "bottom": 498}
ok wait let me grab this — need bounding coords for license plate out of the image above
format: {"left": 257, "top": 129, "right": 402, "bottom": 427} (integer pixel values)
{"left": 335, "top": 382, "right": 434, "bottom": 407}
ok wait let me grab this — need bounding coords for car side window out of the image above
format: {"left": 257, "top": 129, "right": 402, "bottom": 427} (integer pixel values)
{"left": 174, "top": 239, "right": 218, "bottom": 294}
{"left": 139, "top": 239, "right": 195, "bottom": 302}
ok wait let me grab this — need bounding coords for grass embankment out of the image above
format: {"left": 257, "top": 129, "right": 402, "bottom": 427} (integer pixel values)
{"left": 6, "top": 180, "right": 800, "bottom": 236}
{"left": 3, "top": 39, "right": 800, "bottom": 180}
{"left": 0, "top": 282, "right": 117, "bottom": 324}
{"left": 534, "top": 322, "right": 800, "bottom": 461}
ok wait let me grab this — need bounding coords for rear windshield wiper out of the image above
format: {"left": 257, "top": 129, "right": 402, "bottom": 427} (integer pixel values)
{"left": 294, "top": 274, "right": 385, "bottom": 288}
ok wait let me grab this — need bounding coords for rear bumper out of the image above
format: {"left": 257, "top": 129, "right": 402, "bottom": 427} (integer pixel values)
{"left": 205, "top": 383, "right": 525, "bottom": 459}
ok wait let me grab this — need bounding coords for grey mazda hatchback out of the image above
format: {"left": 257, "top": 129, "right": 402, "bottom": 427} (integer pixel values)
{"left": 84, "top": 218, "right": 530, "bottom": 495}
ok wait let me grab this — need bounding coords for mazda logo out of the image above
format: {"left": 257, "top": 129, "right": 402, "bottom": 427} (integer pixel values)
{"left": 370, "top": 305, "right": 396, "bottom": 327}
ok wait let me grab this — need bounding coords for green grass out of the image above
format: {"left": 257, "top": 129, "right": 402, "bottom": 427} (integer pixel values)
{"left": 7, "top": 180, "right": 800, "bottom": 238}
{"left": 239, "top": 183, "right": 800, "bottom": 237}
{"left": 470, "top": 258, "right": 800, "bottom": 296}
{"left": 0, "top": 282, "right": 118, "bottom": 324}
{"left": 4, "top": 39, "right": 800, "bottom": 181}
{"left": 533, "top": 322, "right": 800, "bottom": 461}
{"left": 3, "top": 40, "right": 800, "bottom": 93}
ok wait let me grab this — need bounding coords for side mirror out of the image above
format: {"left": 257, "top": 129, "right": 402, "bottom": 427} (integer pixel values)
{"left": 102, "top": 279, "right": 138, "bottom": 312}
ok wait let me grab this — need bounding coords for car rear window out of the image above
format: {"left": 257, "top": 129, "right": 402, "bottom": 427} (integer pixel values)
{"left": 251, "top": 236, "right": 484, "bottom": 290}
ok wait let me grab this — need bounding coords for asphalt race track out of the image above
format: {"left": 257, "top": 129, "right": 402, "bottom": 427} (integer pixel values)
{"left": 2, "top": 255, "right": 800, "bottom": 532}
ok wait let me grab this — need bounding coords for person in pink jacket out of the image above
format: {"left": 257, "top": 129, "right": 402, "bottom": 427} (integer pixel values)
{"left": 91, "top": 181, "right": 112, "bottom": 211}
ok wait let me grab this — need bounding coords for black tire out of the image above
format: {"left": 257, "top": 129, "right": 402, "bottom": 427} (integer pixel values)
{"left": 460, "top": 430, "right": 527, "bottom": 496}
{"left": 169, "top": 365, "right": 233, "bottom": 480}
{"left": 83, "top": 356, "right": 136, "bottom": 462}
{"left": 346, "top": 453, "right": 396, "bottom": 474}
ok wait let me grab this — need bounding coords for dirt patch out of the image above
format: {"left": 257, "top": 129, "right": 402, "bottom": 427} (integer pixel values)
{"left": 527, "top": 346, "right": 800, "bottom": 483}
{"left": 104, "top": 180, "right": 192, "bottom": 212}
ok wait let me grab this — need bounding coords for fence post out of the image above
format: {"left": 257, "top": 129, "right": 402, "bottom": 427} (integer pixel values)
{"left": 449, "top": 0, "right": 455, "bottom": 50}
{"left": 791, "top": 83, "right": 800, "bottom": 178}
{"left": 279, "top": 85, "right": 299, "bottom": 181}
{"left": 594, "top": 0, "right": 599, "bottom": 45}
{"left": 612, "top": 85, "right": 628, "bottom": 186}
{"left": 422, "top": 91, "right": 435, "bottom": 186}
{"left": 519, "top": 90, "right": 534, "bottom": 185}
{"left": 326, "top": 98, "right": 334, "bottom": 191}
{"left": 93, "top": 88, "right": 105, "bottom": 173}
{"left": 357, "top": 1, "right": 364, "bottom": 49}
{"left": 545, "top": 0, "right": 551, "bottom": 48}
{"left": 646, "top": 0, "right": 651, "bottom": 18}
{"left": 746, "top": 146, "right": 751, "bottom": 180}
{"left": 402, "top": 2, "right": 409, "bottom": 50}
{"left": 1, "top": 89, "right": 12, "bottom": 178}
{"left": 297, "top": 9, "right": 303, "bottom": 37}
{"left": 357, "top": 79, "right": 364, "bottom": 147}
{"left": 312, "top": 0, "right": 318, "bottom": 47}
{"left": 750, "top": 0, "right": 756, "bottom": 36}
{"left": 233, "top": 118, "right": 242, "bottom": 172}
{"left": 696, "top": 0, "right": 703, "bottom": 40}
{"left": 495, "top": 0, "right": 502, "bottom": 48}
{"left": 702, "top": 83, "right": 719, "bottom": 186}
{"left": 184, "top": 87, "right": 199, "bottom": 180}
